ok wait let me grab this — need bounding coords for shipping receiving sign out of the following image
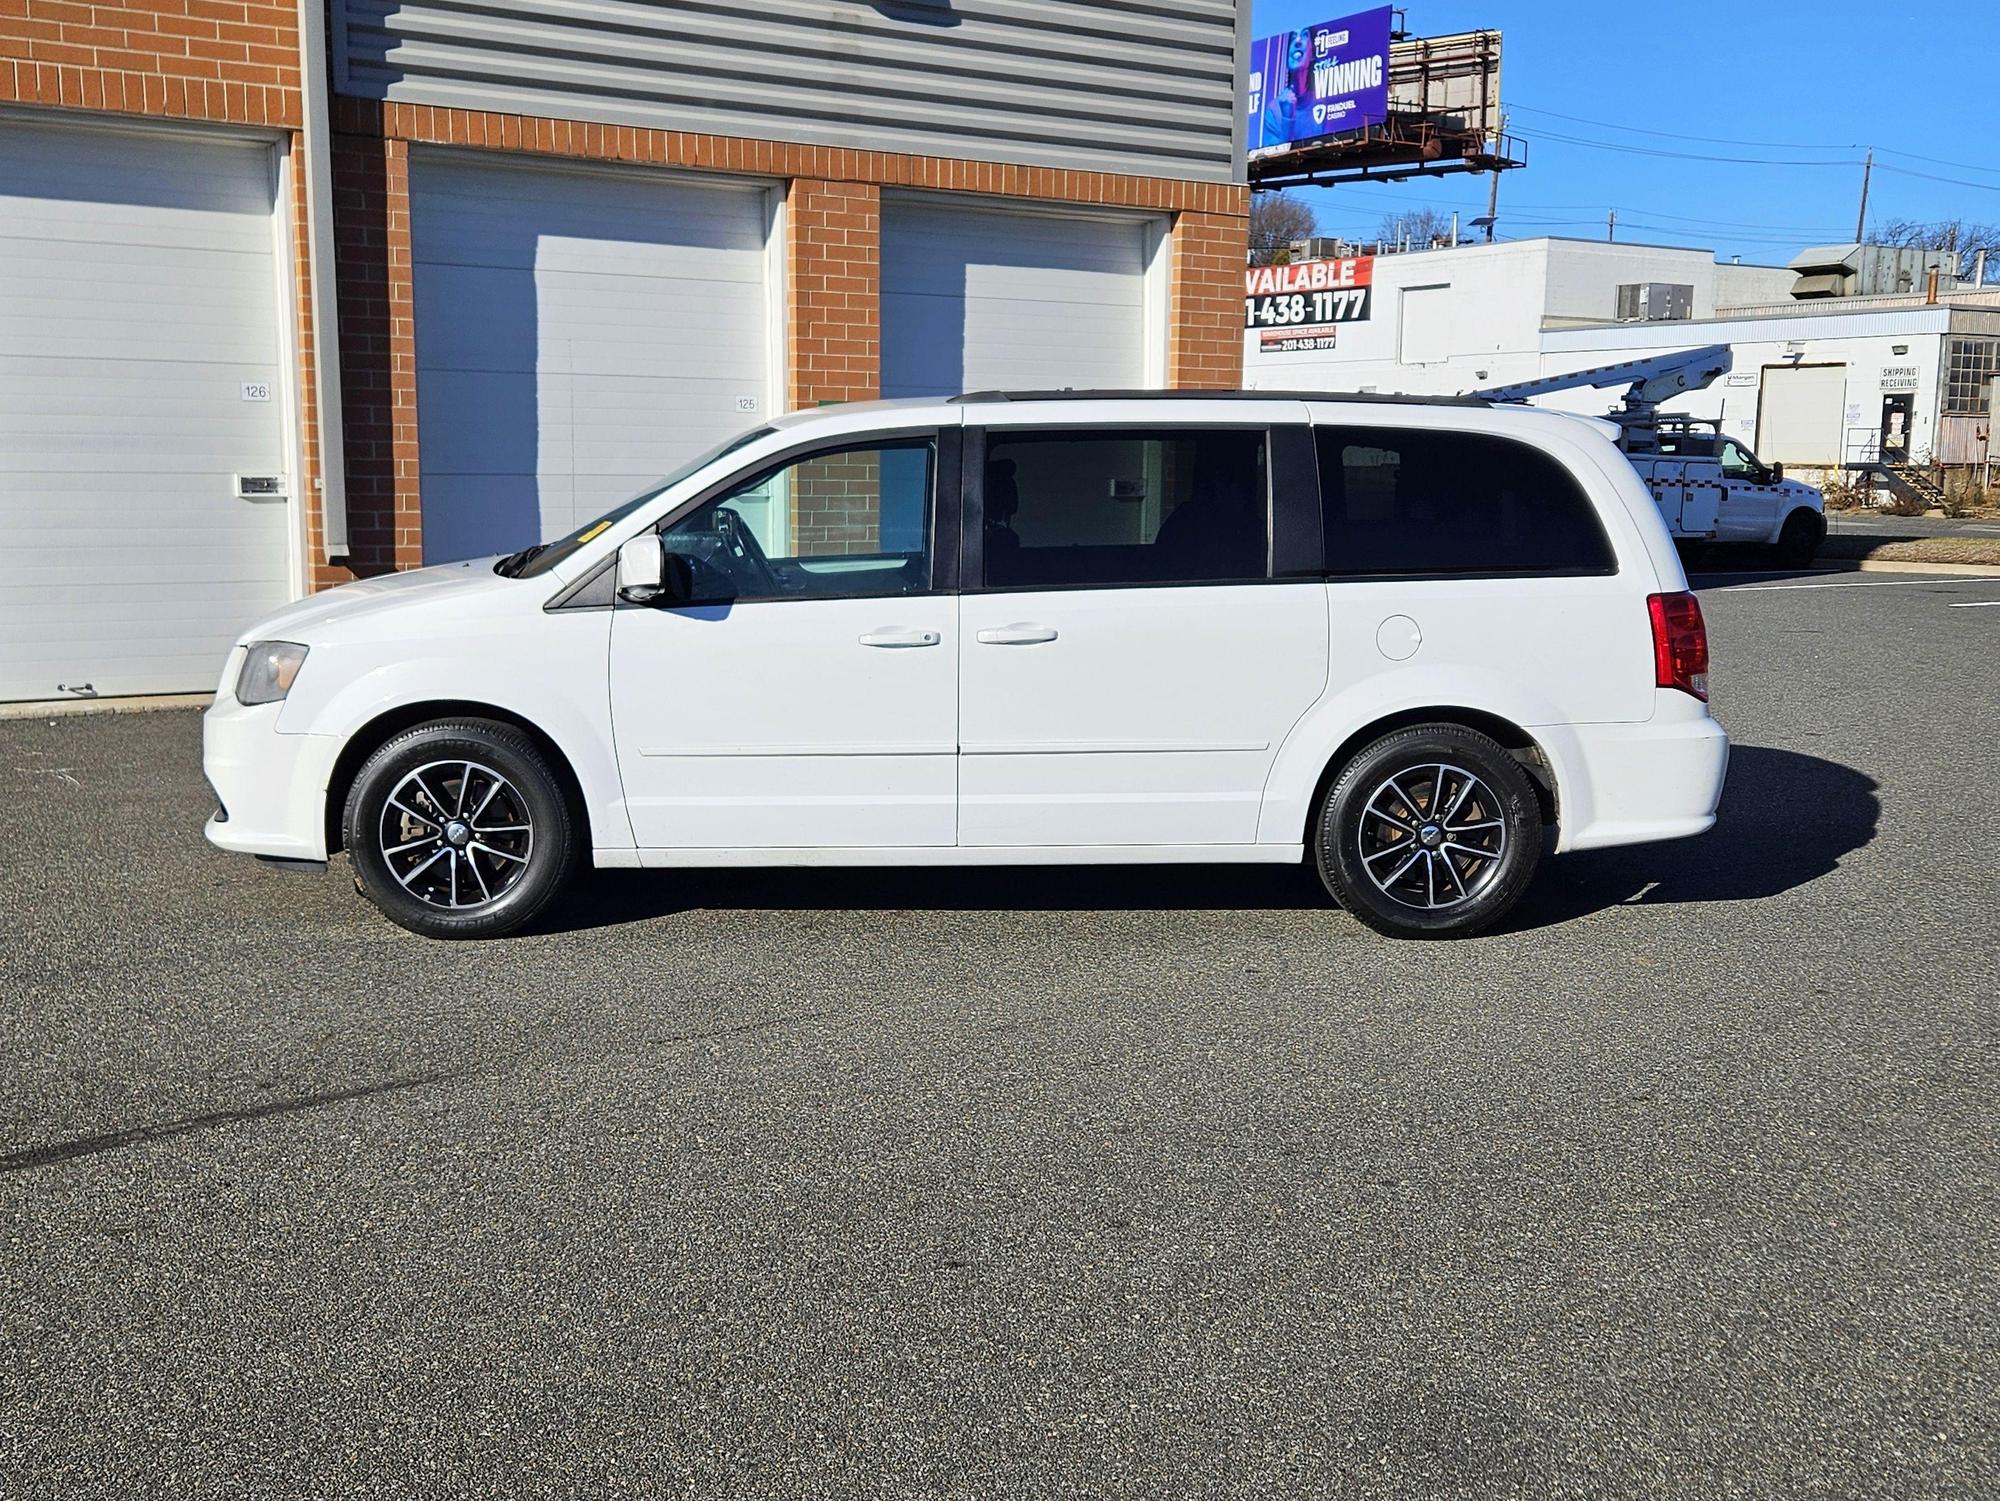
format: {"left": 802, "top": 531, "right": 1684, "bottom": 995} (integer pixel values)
{"left": 1246, "top": 257, "right": 1374, "bottom": 351}
{"left": 1246, "top": 6, "right": 1394, "bottom": 157}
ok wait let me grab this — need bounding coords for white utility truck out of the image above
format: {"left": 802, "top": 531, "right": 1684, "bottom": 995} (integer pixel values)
{"left": 1471, "top": 346, "right": 1827, "bottom": 565}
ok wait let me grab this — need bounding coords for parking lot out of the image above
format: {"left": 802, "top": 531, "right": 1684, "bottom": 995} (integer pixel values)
{"left": 2, "top": 571, "right": 1996, "bottom": 1498}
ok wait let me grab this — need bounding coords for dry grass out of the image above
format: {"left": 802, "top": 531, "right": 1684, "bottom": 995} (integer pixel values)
{"left": 1820, "top": 535, "right": 2000, "bottom": 566}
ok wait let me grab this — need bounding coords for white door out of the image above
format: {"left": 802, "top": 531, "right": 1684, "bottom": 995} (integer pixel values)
{"left": 611, "top": 435, "right": 956, "bottom": 853}
{"left": 410, "top": 155, "right": 772, "bottom": 563}
{"left": 1397, "top": 284, "right": 1454, "bottom": 365}
{"left": 958, "top": 424, "right": 1328, "bottom": 847}
{"left": 1756, "top": 363, "right": 1846, "bottom": 465}
{"left": 1714, "top": 438, "right": 1781, "bottom": 542}
{"left": 0, "top": 120, "right": 292, "bottom": 703}
{"left": 880, "top": 199, "right": 1155, "bottom": 398}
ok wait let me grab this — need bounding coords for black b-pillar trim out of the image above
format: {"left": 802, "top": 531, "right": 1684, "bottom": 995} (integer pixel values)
{"left": 1269, "top": 424, "right": 1325, "bottom": 578}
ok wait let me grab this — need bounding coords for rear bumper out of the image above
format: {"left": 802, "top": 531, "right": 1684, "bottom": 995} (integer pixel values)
{"left": 202, "top": 698, "right": 338, "bottom": 861}
{"left": 1551, "top": 695, "right": 1730, "bottom": 852}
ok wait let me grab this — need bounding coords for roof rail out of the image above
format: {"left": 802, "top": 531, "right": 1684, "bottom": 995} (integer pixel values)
{"left": 948, "top": 388, "right": 1492, "bottom": 408}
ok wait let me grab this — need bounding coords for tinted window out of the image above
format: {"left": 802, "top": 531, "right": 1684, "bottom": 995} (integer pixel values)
{"left": 661, "top": 441, "right": 934, "bottom": 604}
{"left": 1315, "top": 426, "right": 1614, "bottom": 576}
{"left": 981, "top": 429, "right": 1269, "bottom": 590}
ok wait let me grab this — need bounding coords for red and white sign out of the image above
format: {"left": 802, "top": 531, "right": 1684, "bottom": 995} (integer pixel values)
{"left": 1244, "top": 256, "right": 1374, "bottom": 335}
{"left": 1244, "top": 256, "right": 1374, "bottom": 298}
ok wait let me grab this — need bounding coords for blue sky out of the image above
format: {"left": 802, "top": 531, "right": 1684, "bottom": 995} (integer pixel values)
{"left": 1251, "top": 0, "right": 2000, "bottom": 268}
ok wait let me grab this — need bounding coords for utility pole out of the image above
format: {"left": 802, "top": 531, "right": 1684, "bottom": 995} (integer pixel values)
{"left": 1607, "top": 209, "right": 1617, "bottom": 243}
{"left": 1855, "top": 147, "right": 1873, "bottom": 242}
{"left": 1484, "top": 167, "right": 1499, "bottom": 243}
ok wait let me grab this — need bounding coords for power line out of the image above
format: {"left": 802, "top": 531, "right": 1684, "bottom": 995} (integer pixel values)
{"left": 1527, "top": 128, "right": 1862, "bottom": 168}
{"left": 1874, "top": 163, "right": 2000, "bottom": 196}
{"left": 1316, "top": 188, "right": 1844, "bottom": 240}
{"left": 1507, "top": 102, "right": 1856, "bottom": 153}
{"left": 1316, "top": 184, "right": 1844, "bottom": 234}
{"left": 1871, "top": 146, "right": 2000, "bottom": 181}
{"left": 1510, "top": 101, "right": 2000, "bottom": 180}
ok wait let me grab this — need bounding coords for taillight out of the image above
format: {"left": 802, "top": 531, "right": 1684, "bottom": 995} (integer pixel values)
{"left": 1647, "top": 591, "right": 1709, "bottom": 702}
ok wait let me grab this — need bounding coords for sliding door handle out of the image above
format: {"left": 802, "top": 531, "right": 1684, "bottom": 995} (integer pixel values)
{"left": 976, "top": 624, "right": 1058, "bottom": 646}
{"left": 858, "top": 628, "right": 941, "bottom": 648}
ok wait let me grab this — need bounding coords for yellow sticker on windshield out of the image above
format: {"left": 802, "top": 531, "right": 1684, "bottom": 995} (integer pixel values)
{"left": 576, "top": 521, "right": 613, "bottom": 544}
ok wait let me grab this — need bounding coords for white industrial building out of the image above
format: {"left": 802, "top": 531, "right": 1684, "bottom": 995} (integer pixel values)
{"left": 1246, "top": 237, "right": 2000, "bottom": 476}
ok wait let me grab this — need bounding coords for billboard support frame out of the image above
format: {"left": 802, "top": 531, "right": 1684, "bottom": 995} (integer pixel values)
{"left": 1247, "top": 25, "right": 1523, "bottom": 192}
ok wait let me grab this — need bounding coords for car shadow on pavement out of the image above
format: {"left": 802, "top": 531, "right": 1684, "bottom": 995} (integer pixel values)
{"left": 1498, "top": 745, "right": 1879, "bottom": 931}
{"left": 539, "top": 853, "right": 1330, "bottom": 936}
{"left": 532, "top": 746, "right": 1876, "bottom": 937}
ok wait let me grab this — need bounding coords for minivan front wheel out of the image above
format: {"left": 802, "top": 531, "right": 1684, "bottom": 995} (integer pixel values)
{"left": 344, "top": 718, "right": 577, "bottom": 939}
{"left": 1315, "top": 723, "right": 1542, "bottom": 939}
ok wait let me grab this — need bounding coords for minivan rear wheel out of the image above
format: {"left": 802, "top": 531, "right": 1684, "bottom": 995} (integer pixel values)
{"left": 1314, "top": 723, "right": 1542, "bottom": 939}
{"left": 344, "top": 718, "right": 577, "bottom": 939}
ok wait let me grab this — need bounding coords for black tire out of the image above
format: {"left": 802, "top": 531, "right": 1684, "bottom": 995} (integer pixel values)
{"left": 343, "top": 718, "right": 578, "bottom": 939}
{"left": 1313, "top": 723, "right": 1543, "bottom": 939}
{"left": 1772, "top": 509, "right": 1824, "bottom": 568}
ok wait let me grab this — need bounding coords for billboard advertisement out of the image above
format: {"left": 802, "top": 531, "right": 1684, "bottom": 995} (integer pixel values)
{"left": 1245, "top": 257, "right": 1374, "bottom": 353}
{"left": 1246, "top": 7, "right": 1394, "bottom": 157}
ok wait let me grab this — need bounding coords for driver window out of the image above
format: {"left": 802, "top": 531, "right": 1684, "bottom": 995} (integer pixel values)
{"left": 1718, "top": 440, "right": 1755, "bottom": 479}
{"left": 661, "top": 440, "right": 934, "bottom": 604}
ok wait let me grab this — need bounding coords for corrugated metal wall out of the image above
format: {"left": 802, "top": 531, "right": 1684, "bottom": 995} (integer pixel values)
{"left": 333, "top": 0, "right": 1247, "bottom": 184}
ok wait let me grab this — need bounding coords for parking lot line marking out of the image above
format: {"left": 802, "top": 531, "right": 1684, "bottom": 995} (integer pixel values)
{"left": 1730, "top": 578, "right": 2000, "bottom": 593}
{"left": 1946, "top": 600, "right": 2000, "bottom": 608}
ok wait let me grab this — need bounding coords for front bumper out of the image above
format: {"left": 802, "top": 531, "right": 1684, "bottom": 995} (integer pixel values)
{"left": 1549, "top": 694, "right": 1730, "bottom": 853}
{"left": 202, "top": 696, "right": 339, "bottom": 861}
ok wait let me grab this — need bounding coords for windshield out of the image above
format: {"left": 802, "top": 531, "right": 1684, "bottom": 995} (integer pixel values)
{"left": 498, "top": 425, "right": 777, "bottom": 579}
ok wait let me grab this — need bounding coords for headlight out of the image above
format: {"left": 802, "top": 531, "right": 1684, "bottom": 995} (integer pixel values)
{"left": 236, "top": 641, "right": 309, "bottom": 705}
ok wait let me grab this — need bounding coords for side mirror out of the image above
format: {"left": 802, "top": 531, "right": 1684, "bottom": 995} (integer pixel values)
{"left": 616, "top": 534, "right": 663, "bottom": 603}
{"left": 1769, "top": 462, "right": 1784, "bottom": 484}
{"left": 617, "top": 535, "right": 695, "bottom": 606}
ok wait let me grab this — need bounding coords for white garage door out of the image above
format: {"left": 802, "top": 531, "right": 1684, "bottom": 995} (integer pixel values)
{"left": 411, "top": 156, "right": 773, "bottom": 563}
{"left": 1757, "top": 363, "right": 1847, "bottom": 465}
{"left": 881, "top": 199, "right": 1155, "bottom": 398}
{"left": 0, "top": 120, "right": 292, "bottom": 703}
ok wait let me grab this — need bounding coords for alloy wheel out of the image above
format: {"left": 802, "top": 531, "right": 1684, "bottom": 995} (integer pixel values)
{"left": 1356, "top": 762, "right": 1508, "bottom": 911}
{"left": 377, "top": 759, "right": 534, "bottom": 911}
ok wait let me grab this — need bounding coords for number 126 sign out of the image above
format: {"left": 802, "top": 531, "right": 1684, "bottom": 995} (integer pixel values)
{"left": 1244, "top": 256, "right": 1374, "bottom": 329}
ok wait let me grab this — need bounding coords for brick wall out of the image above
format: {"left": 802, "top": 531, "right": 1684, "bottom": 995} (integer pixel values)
{"left": 789, "top": 179, "right": 881, "bottom": 409}
{"left": 0, "top": 0, "right": 300, "bottom": 125}
{"left": 788, "top": 449, "right": 883, "bottom": 556}
{"left": 1168, "top": 211, "right": 1252, "bottom": 391}
{"left": 329, "top": 117, "right": 418, "bottom": 579}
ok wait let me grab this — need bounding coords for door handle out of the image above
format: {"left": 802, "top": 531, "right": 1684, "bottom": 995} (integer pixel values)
{"left": 976, "top": 624, "right": 1058, "bottom": 646}
{"left": 857, "top": 628, "right": 941, "bottom": 648}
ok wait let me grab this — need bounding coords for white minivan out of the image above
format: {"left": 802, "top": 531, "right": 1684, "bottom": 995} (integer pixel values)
{"left": 204, "top": 392, "right": 1728, "bottom": 940}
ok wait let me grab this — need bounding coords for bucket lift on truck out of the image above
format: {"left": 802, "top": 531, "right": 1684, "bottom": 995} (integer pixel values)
{"left": 1470, "top": 345, "right": 1827, "bottom": 565}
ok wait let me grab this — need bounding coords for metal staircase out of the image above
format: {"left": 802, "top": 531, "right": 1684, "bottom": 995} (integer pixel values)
{"left": 1867, "top": 461, "right": 1950, "bottom": 511}
{"left": 1841, "top": 437, "right": 1951, "bottom": 511}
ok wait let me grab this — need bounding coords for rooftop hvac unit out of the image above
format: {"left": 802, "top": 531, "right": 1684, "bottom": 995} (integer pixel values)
{"left": 1616, "top": 282, "right": 1694, "bottom": 322}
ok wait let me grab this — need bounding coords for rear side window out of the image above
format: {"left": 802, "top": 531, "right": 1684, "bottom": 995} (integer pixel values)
{"left": 981, "top": 429, "right": 1269, "bottom": 589}
{"left": 1314, "top": 426, "right": 1615, "bottom": 577}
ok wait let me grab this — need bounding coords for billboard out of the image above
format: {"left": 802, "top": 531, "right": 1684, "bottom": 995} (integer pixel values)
{"left": 1246, "top": 7, "right": 1394, "bottom": 157}
{"left": 1245, "top": 257, "right": 1374, "bottom": 352}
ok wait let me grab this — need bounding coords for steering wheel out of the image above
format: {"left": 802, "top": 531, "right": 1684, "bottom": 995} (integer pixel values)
{"left": 711, "top": 505, "right": 781, "bottom": 596}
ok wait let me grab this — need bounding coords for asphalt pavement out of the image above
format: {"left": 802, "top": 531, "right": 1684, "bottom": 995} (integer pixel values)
{"left": 2, "top": 571, "right": 1997, "bottom": 1499}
